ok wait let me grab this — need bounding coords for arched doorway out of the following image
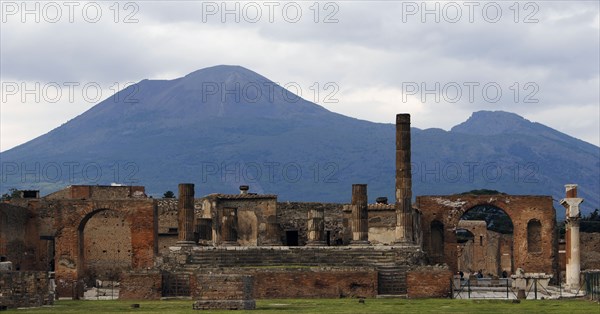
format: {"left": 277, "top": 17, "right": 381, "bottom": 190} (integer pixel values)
{"left": 456, "top": 205, "right": 514, "bottom": 277}
{"left": 430, "top": 220, "right": 445, "bottom": 264}
{"left": 78, "top": 209, "right": 132, "bottom": 287}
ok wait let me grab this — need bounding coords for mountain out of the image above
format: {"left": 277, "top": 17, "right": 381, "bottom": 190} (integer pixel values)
{"left": 1, "top": 65, "right": 598, "bottom": 218}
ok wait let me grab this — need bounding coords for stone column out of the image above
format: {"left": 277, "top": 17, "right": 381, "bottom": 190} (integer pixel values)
{"left": 262, "top": 217, "right": 280, "bottom": 246}
{"left": 351, "top": 184, "right": 369, "bottom": 245}
{"left": 560, "top": 184, "right": 583, "bottom": 289}
{"left": 395, "top": 114, "right": 414, "bottom": 244}
{"left": 221, "top": 207, "right": 239, "bottom": 245}
{"left": 307, "top": 208, "right": 326, "bottom": 246}
{"left": 177, "top": 183, "right": 196, "bottom": 246}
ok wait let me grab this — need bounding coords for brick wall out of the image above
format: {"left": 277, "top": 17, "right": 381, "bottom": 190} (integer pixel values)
{"left": 83, "top": 210, "right": 132, "bottom": 280}
{"left": 417, "top": 195, "right": 557, "bottom": 278}
{"left": 277, "top": 202, "right": 399, "bottom": 246}
{"left": 0, "top": 271, "right": 53, "bottom": 309}
{"left": 44, "top": 185, "right": 146, "bottom": 200}
{"left": 197, "top": 267, "right": 377, "bottom": 299}
{"left": 406, "top": 266, "right": 452, "bottom": 298}
{"left": 119, "top": 271, "right": 162, "bottom": 300}
{"left": 192, "top": 274, "right": 253, "bottom": 300}
{"left": 581, "top": 232, "right": 600, "bottom": 270}
{"left": 191, "top": 274, "right": 255, "bottom": 310}
{"left": 277, "top": 202, "right": 348, "bottom": 246}
{"left": 250, "top": 267, "right": 377, "bottom": 298}
{"left": 0, "top": 204, "right": 28, "bottom": 269}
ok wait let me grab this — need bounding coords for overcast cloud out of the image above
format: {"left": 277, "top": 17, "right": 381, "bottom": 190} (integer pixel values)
{"left": 1, "top": 0, "right": 599, "bottom": 151}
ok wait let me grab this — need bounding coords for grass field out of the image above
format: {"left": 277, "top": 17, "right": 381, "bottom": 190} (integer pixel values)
{"left": 4, "top": 298, "right": 599, "bottom": 314}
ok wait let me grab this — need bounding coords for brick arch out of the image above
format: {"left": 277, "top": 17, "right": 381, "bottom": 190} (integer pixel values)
{"left": 52, "top": 200, "right": 156, "bottom": 298}
{"left": 452, "top": 201, "right": 517, "bottom": 228}
{"left": 417, "top": 195, "right": 556, "bottom": 278}
{"left": 77, "top": 208, "right": 134, "bottom": 279}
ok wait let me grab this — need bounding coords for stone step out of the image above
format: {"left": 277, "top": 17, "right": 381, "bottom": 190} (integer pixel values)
{"left": 186, "top": 250, "right": 408, "bottom": 269}
{"left": 376, "top": 294, "right": 408, "bottom": 299}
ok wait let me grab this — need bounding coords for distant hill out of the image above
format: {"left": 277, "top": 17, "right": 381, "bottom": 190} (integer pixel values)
{"left": 1, "top": 65, "right": 598, "bottom": 218}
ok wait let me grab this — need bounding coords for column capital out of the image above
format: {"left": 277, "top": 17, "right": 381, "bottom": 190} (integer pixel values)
{"left": 560, "top": 198, "right": 584, "bottom": 218}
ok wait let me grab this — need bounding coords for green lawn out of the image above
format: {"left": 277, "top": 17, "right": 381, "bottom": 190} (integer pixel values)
{"left": 5, "top": 298, "right": 599, "bottom": 314}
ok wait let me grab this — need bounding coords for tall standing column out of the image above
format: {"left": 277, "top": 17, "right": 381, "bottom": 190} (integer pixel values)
{"left": 560, "top": 184, "right": 583, "bottom": 289}
{"left": 307, "top": 208, "right": 326, "bottom": 246}
{"left": 395, "top": 114, "right": 414, "bottom": 244}
{"left": 177, "top": 183, "right": 196, "bottom": 246}
{"left": 351, "top": 184, "right": 369, "bottom": 245}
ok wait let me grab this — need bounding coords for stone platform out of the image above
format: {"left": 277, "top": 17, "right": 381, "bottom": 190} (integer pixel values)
{"left": 159, "top": 245, "right": 425, "bottom": 297}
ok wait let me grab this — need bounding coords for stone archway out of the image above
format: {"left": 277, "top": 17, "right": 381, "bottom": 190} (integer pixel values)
{"left": 78, "top": 209, "right": 133, "bottom": 286}
{"left": 456, "top": 205, "right": 514, "bottom": 276}
{"left": 52, "top": 199, "right": 156, "bottom": 298}
{"left": 417, "top": 195, "right": 557, "bottom": 278}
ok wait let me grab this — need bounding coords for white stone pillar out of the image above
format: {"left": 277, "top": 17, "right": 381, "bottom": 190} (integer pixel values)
{"left": 560, "top": 184, "right": 583, "bottom": 290}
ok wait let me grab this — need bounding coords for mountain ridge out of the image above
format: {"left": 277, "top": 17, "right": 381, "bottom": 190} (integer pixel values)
{"left": 1, "top": 65, "right": 598, "bottom": 218}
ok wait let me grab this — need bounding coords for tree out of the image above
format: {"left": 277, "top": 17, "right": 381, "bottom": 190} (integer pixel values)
{"left": 581, "top": 209, "right": 600, "bottom": 233}
{"left": 586, "top": 209, "right": 599, "bottom": 221}
{"left": 163, "top": 191, "right": 175, "bottom": 198}
{"left": 1, "top": 188, "right": 21, "bottom": 201}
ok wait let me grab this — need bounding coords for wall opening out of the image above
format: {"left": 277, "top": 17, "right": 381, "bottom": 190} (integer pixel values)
{"left": 457, "top": 204, "right": 514, "bottom": 276}
{"left": 196, "top": 218, "right": 212, "bottom": 243}
{"left": 162, "top": 272, "right": 190, "bottom": 297}
{"left": 222, "top": 207, "right": 238, "bottom": 244}
{"left": 21, "top": 190, "right": 39, "bottom": 198}
{"left": 430, "top": 220, "right": 444, "bottom": 264}
{"left": 286, "top": 230, "right": 299, "bottom": 246}
{"left": 40, "top": 236, "right": 55, "bottom": 271}
{"left": 79, "top": 209, "right": 132, "bottom": 286}
{"left": 527, "top": 219, "right": 542, "bottom": 253}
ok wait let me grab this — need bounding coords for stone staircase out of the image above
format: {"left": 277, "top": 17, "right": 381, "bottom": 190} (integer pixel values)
{"left": 177, "top": 246, "right": 416, "bottom": 294}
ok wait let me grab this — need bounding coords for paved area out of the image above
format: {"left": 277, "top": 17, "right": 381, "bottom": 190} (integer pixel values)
{"left": 453, "top": 286, "right": 587, "bottom": 299}
{"left": 83, "top": 287, "right": 120, "bottom": 300}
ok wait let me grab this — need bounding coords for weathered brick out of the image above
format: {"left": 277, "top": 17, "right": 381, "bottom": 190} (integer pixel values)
{"left": 119, "top": 271, "right": 162, "bottom": 300}
{"left": 407, "top": 266, "right": 453, "bottom": 298}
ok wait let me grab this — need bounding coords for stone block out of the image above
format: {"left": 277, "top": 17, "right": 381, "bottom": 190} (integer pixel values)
{"left": 192, "top": 300, "right": 255, "bottom": 310}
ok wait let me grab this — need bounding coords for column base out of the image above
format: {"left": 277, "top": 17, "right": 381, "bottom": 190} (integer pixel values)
{"left": 176, "top": 241, "right": 197, "bottom": 246}
{"left": 350, "top": 240, "right": 370, "bottom": 246}
{"left": 564, "top": 283, "right": 580, "bottom": 291}
{"left": 306, "top": 241, "right": 327, "bottom": 246}
{"left": 259, "top": 242, "right": 281, "bottom": 246}
{"left": 392, "top": 240, "right": 415, "bottom": 246}
{"left": 221, "top": 241, "right": 239, "bottom": 246}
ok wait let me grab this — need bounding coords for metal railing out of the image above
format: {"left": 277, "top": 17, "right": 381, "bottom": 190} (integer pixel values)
{"left": 584, "top": 271, "right": 600, "bottom": 301}
{"left": 451, "top": 277, "right": 516, "bottom": 299}
{"left": 451, "top": 277, "right": 561, "bottom": 300}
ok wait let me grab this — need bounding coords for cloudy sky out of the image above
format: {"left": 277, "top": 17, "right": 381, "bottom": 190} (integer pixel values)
{"left": 1, "top": 1, "right": 599, "bottom": 151}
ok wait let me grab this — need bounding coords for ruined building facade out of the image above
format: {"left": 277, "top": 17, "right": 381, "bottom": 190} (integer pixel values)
{"left": 0, "top": 113, "right": 582, "bottom": 302}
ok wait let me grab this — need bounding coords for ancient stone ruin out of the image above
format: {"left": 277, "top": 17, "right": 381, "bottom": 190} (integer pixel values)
{"left": 1, "top": 113, "right": 596, "bottom": 309}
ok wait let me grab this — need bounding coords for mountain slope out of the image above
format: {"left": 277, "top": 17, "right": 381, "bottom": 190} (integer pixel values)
{"left": 1, "top": 65, "right": 598, "bottom": 218}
